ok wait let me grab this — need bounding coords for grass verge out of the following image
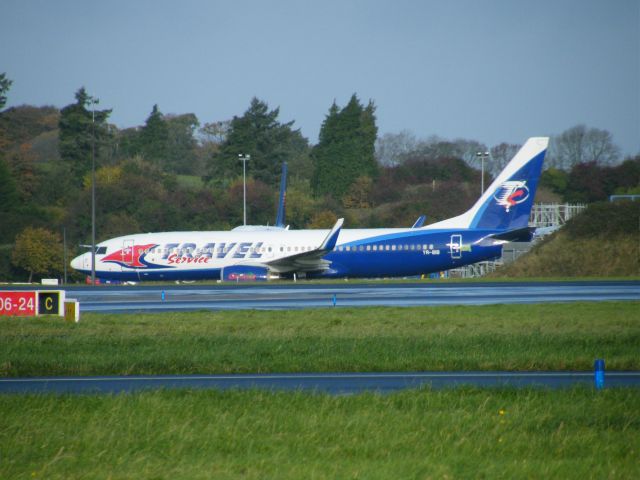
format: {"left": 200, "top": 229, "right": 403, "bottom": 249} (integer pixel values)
{"left": 1, "top": 388, "right": 638, "bottom": 479}
{"left": 1, "top": 302, "right": 638, "bottom": 376}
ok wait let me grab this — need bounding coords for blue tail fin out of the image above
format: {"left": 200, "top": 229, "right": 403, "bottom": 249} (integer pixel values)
{"left": 275, "top": 162, "right": 287, "bottom": 228}
{"left": 470, "top": 138, "right": 547, "bottom": 230}
{"left": 426, "top": 137, "right": 548, "bottom": 231}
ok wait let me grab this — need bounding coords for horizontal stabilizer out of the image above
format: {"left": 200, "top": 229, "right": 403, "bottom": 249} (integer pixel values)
{"left": 474, "top": 227, "right": 536, "bottom": 246}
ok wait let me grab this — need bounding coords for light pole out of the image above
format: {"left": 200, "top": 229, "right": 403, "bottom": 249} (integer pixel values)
{"left": 63, "top": 227, "right": 67, "bottom": 285}
{"left": 88, "top": 95, "right": 99, "bottom": 286}
{"left": 238, "top": 154, "right": 251, "bottom": 225}
{"left": 476, "top": 151, "right": 489, "bottom": 194}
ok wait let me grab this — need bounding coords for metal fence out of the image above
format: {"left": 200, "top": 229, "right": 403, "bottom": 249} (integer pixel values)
{"left": 529, "top": 203, "right": 586, "bottom": 228}
{"left": 450, "top": 203, "right": 586, "bottom": 278}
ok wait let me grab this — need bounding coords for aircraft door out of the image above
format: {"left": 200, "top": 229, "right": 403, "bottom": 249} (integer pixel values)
{"left": 122, "top": 239, "right": 135, "bottom": 269}
{"left": 449, "top": 234, "right": 462, "bottom": 259}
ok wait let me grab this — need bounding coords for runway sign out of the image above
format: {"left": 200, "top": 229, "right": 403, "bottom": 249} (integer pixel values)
{"left": 0, "top": 291, "right": 36, "bottom": 316}
{"left": 0, "top": 290, "right": 66, "bottom": 316}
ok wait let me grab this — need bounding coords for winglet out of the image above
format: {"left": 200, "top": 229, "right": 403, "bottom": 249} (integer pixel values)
{"left": 320, "top": 218, "right": 344, "bottom": 251}
{"left": 275, "top": 162, "right": 287, "bottom": 228}
{"left": 411, "top": 215, "right": 426, "bottom": 228}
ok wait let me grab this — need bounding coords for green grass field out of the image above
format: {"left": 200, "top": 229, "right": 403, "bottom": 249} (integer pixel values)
{"left": 1, "top": 388, "right": 638, "bottom": 479}
{"left": 1, "top": 302, "right": 639, "bottom": 377}
{"left": 2, "top": 302, "right": 639, "bottom": 478}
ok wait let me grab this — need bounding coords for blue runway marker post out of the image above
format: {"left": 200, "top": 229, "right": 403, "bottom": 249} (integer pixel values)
{"left": 332, "top": 294, "right": 337, "bottom": 307}
{"left": 594, "top": 359, "right": 605, "bottom": 389}
{"left": 161, "top": 290, "right": 165, "bottom": 302}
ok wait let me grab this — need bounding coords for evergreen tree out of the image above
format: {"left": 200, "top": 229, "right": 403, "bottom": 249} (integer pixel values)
{"left": 359, "top": 100, "right": 378, "bottom": 177}
{"left": 311, "top": 102, "right": 340, "bottom": 196}
{"left": 139, "top": 104, "right": 169, "bottom": 167}
{"left": 58, "top": 87, "right": 111, "bottom": 184}
{"left": 0, "top": 72, "right": 12, "bottom": 110}
{"left": 312, "top": 94, "right": 378, "bottom": 198}
{"left": 206, "top": 98, "right": 307, "bottom": 187}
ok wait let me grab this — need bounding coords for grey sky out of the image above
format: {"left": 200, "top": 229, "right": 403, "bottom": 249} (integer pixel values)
{"left": 2, "top": 0, "right": 639, "bottom": 156}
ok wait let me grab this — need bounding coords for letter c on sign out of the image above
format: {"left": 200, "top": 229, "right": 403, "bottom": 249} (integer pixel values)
{"left": 45, "top": 297, "right": 53, "bottom": 310}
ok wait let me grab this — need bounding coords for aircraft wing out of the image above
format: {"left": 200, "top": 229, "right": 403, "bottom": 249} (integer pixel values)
{"left": 264, "top": 218, "right": 344, "bottom": 273}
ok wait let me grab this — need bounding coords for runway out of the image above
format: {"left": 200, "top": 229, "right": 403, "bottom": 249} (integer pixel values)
{"left": 2, "top": 281, "right": 637, "bottom": 394}
{"left": 55, "top": 280, "right": 640, "bottom": 313}
{"left": 1, "top": 371, "right": 639, "bottom": 394}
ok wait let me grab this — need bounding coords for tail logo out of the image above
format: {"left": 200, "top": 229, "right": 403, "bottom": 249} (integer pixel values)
{"left": 494, "top": 181, "right": 530, "bottom": 212}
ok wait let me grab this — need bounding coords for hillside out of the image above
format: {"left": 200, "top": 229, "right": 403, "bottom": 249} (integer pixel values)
{"left": 492, "top": 201, "right": 640, "bottom": 277}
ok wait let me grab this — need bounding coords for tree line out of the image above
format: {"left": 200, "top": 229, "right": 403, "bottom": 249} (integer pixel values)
{"left": 0, "top": 72, "right": 638, "bottom": 281}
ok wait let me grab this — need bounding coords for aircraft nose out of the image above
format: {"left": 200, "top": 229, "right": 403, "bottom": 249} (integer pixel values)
{"left": 70, "top": 253, "right": 85, "bottom": 271}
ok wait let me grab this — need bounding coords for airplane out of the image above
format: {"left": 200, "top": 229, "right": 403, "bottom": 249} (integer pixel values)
{"left": 71, "top": 137, "right": 548, "bottom": 281}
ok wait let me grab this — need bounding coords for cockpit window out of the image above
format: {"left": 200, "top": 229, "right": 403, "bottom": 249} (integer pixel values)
{"left": 95, "top": 246, "right": 107, "bottom": 255}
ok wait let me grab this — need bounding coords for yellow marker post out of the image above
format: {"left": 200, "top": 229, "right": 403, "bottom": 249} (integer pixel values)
{"left": 64, "top": 299, "right": 80, "bottom": 323}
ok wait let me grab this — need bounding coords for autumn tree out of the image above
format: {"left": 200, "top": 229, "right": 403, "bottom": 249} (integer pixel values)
{"left": 490, "top": 143, "right": 520, "bottom": 176}
{"left": 0, "top": 156, "right": 20, "bottom": 242}
{"left": 308, "top": 210, "right": 338, "bottom": 228}
{"left": 550, "top": 125, "right": 620, "bottom": 169}
{"left": 11, "top": 227, "right": 63, "bottom": 282}
{"left": 563, "top": 157, "right": 640, "bottom": 203}
{"left": 375, "top": 130, "right": 418, "bottom": 166}
{"left": 165, "top": 113, "right": 200, "bottom": 174}
{"left": 199, "top": 120, "right": 230, "bottom": 145}
{"left": 343, "top": 175, "right": 373, "bottom": 208}
{"left": 285, "top": 179, "right": 318, "bottom": 228}
{"left": 6, "top": 143, "right": 38, "bottom": 201}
